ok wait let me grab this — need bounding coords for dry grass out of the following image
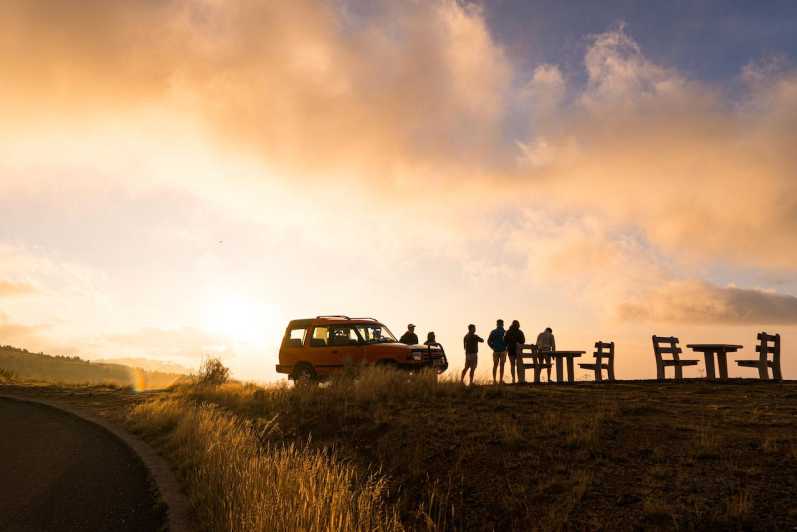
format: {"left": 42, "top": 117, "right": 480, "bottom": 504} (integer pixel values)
{"left": 128, "top": 397, "right": 403, "bottom": 532}
{"left": 7, "top": 373, "right": 797, "bottom": 530}
{"left": 726, "top": 488, "right": 753, "bottom": 519}
{"left": 692, "top": 417, "right": 721, "bottom": 459}
{"left": 563, "top": 401, "right": 617, "bottom": 449}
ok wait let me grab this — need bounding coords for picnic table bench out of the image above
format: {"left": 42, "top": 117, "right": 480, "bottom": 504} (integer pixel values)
{"left": 652, "top": 335, "right": 699, "bottom": 381}
{"left": 516, "top": 344, "right": 550, "bottom": 384}
{"left": 578, "top": 341, "right": 615, "bottom": 382}
{"left": 736, "top": 332, "right": 782, "bottom": 380}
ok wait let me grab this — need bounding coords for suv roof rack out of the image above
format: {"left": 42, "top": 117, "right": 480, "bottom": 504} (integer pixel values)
{"left": 314, "top": 315, "right": 380, "bottom": 322}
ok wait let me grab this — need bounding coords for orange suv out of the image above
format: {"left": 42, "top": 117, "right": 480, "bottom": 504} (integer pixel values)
{"left": 276, "top": 315, "right": 448, "bottom": 381}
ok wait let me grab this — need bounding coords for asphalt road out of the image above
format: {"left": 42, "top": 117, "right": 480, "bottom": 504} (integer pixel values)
{"left": 0, "top": 398, "right": 166, "bottom": 532}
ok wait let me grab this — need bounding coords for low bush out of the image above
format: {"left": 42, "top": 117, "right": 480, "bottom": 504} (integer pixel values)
{"left": 197, "top": 357, "right": 230, "bottom": 386}
{"left": 0, "top": 367, "right": 16, "bottom": 382}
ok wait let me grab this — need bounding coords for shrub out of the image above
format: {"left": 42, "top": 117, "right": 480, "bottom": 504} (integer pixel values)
{"left": 198, "top": 357, "right": 230, "bottom": 386}
{"left": 0, "top": 367, "right": 16, "bottom": 382}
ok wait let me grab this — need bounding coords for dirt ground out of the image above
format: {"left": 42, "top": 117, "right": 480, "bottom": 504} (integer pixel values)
{"left": 271, "top": 380, "right": 797, "bottom": 530}
{"left": 5, "top": 380, "right": 797, "bottom": 531}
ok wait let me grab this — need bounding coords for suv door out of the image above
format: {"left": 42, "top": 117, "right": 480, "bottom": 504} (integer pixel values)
{"left": 307, "top": 325, "right": 363, "bottom": 370}
{"left": 327, "top": 325, "right": 363, "bottom": 366}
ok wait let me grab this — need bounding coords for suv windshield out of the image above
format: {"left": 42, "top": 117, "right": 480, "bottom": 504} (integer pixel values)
{"left": 356, "top": 324, "right": 397, "bottom": 343}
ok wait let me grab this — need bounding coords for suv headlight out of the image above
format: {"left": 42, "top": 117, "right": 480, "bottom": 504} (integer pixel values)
{"left": 410, "top": 352, "right": 422, "bottom": 361}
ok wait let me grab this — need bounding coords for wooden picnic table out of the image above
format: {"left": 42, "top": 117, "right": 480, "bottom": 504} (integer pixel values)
{"left": 545, "top": 350, "right": 586, "bottom": 383}
{"left": 685, "top": 344, "right": 743, "bottom": 380}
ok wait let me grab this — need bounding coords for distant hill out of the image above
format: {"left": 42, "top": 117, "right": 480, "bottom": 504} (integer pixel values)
{"left": 0, "top": 345, "right": 186, "bottom": 390}
{"left": 93, "top": 357, "right": 191, "bottom": 375}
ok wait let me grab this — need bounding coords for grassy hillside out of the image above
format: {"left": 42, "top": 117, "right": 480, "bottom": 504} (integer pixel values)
{"left": 5, "top": 371, "right": 796, "bottom": 530}
{"left": 0, "top": 345, "right": 183, "bottom": 389}
{"left": 92, "top": 357, "right": 191, "bottom": 375}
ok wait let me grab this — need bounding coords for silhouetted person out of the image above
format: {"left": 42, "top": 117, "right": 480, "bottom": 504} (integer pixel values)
{"left": 487, "top": 319, "right": 508, "bottom": 384}
{"left": 400, "top": 324, "right": 419, "bottom": 345}
{"left": 536, "top": 327, "right": 556, "bottom": 382}
{"left": 425, "top": 331, "right": 448, "bottom": 374}
{"left": 503, "top": 320, "right": 525, "bottom": 384}
{"left": 461, "top": 324, "right": 483, "bottom": 385}
{"left": 424, "top": 331, "right": 442, "bottom": 349}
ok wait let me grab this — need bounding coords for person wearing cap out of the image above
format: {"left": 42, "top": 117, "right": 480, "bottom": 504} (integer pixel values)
{"left": 461, "top": 324, "right": 484, "bottom": 385}
{"left": 400, "top": 324, "right": 419, "bottom": 345}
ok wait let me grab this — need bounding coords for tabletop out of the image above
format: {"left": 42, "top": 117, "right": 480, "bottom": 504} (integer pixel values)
{"left": 686, "top": 344, "right": 743, "bottom": 351}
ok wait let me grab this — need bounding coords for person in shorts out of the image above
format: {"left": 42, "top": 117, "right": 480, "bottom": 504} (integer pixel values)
{"left": 487, "top": 319, "right": 508, "bottom": 384}
{"left": 461, "top": 324, "right": 484, "bottom": 385}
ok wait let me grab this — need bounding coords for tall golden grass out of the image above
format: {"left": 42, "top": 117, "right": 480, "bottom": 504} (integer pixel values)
{"left": 127, "top": 366, "right": 472, "bottom": 531}
{"left": 128, "top": 396, "right": 403, "bottom": 531}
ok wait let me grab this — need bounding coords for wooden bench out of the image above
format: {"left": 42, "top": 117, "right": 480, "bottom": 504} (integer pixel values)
{"left": 516, "top": 344, "right": 551, "bottom": 384}
{"left": 579, "top": 341, "right": 615, "bottom": 382}
{"left": 652, "top": 335, "right": 699, "bottom": 381}
{"left": 736, "top": 332, "right": 782, "bottom": 381}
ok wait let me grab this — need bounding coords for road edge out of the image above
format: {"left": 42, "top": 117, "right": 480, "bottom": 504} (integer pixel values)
{"left": 0, "top": 394, "right": 193, "bottom": 532}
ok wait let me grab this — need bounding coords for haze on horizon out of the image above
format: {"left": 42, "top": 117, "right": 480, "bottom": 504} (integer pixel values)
{"left": 2, "top": 0, "right": 797, "bottom": 381}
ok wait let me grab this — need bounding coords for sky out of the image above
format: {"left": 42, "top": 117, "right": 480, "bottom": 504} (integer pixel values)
{"left": 2, "top": 0, "right": 797, "bottom": 381}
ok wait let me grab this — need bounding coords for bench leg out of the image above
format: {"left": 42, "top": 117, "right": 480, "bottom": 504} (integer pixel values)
{"left": 656, "top": 360, "right": 664, "bottom": 381}
{"left": 594, "top": 367, "right": 602, "bottom": 383}
{"left": 534, "top": 366, "right": 541, "bottom": 384}
{"left": 758, "top": 364, "right": 769, "bottom": 380}
{"left": 703, "top": 352, "right": 716, "bottom": 380}
{"left": 608, "top": 364, "right": 615, "bottom": 381}
{"left": 674, "top": 365, "right": 683, "bottom": 380}
{"left": 717, "top": 353, "right": 729, "bottom": 380}
{"left": 566, "top": 357, "right": 575, "bottom": 383}
{"left": 773, "top": 363, "right": 782, "bottom": 381}
{"left": 555, "top": 359, "right": 563, "bottom": 383}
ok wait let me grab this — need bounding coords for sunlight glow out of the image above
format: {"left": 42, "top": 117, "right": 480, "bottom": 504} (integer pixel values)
{"left": 202, "top": 293, "right": 281, "bottom": 348}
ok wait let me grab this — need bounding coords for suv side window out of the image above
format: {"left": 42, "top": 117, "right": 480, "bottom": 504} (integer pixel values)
{"left": 285, "top": 327, "right": 306, "bottom": 348}
{"left": 310, "top": 326, "right": 329, "bottom": 347}
{"left": 328, "top": 326, "right": 360, "bottom": 346}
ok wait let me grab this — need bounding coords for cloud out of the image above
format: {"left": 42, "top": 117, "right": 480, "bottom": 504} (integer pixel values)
{"left": 617, "top": 281, "right": 797, "bottom": 324}
{"left": 0, "top": 312, "right": 49, "bottom": 349}
{"left": 518, "top": 26, "right": 797, "bottom": 271}
{"left": 7, "top": 4, "right": 797, "bottom": 275}
{"left": 1, "top": 0, "right": 510, "bottom": 180}
{"left": 0, "top": 280, "right": 35, "bottom": 297}
{"left": 522, "top": 63, "right": 565, "bottom": 118}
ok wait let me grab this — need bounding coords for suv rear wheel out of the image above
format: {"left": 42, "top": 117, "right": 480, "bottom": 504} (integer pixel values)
{"left": 292, "top": 363, "right": 317, "bottom": 384}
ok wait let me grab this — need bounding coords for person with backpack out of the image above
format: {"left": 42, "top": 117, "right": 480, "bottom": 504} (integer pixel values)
{"left": 503, "top": 320, "right": 526, "bottom": 384}
{"left": 487, "top": 319, "right": 508, "bottom": 384}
